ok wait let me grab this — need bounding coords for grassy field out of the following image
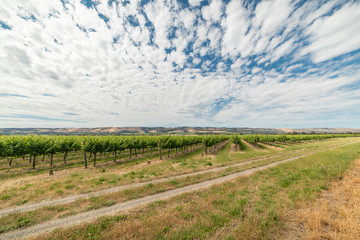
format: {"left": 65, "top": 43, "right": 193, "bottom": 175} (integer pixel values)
{"left": 0, "top": 137, "right": 359, "bottom": 239}
{"left": 30, "top": 139, "right": 360, "bottom": 240}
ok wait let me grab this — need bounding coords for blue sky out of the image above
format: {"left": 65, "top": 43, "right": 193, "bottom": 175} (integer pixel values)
{"left": 0, "top": 0, "right": 360, "bottom": 128}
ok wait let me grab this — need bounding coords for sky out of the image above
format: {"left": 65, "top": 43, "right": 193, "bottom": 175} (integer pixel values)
{"left": 0, "top": 0, "right": 360, "bottom": 129}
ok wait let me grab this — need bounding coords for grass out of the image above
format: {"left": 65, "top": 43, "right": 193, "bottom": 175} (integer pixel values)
{"left": 0, "top": 147, "right": 315, "bottom": 234}
{"left": 278, "top": 158, "right": 360, "bottom": 239}
{"left": 0, "top": 138, "right": 355, "bottom": 211}
{"left": 0, "top": 141, "right": 271, "bottom": 208}
{"left": 30, "top": 140, "right": 360, "bottom": 240}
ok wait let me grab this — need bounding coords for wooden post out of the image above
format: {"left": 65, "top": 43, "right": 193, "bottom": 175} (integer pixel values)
{"left": 159, "top": 140, "right": 162, "bottom": 160}
{"left": 32, "top": 156, "right": 36, "bottom": 169}
{"left": 83, "top": 141, "right": 87, "bottom": 169}
{"left": 50, "top": 141, "right": 54, "bottom": 168}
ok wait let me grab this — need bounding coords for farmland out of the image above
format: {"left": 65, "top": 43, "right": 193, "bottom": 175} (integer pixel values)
{"left": 0, "top": 134, "right": 359, "bottom": 239}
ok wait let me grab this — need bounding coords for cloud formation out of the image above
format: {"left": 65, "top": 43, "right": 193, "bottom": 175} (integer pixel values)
{"left": 0, "top": 0, "right": 359, "bottom": 128}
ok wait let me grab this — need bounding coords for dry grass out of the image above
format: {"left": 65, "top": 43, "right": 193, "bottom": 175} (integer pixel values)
{"left": 278, "top": 158, "right": 360, "bottom": 240}
{"left": 0, "top": 153, "right": 296, "bottom": 234}
{"left": 30, "top": 140, "right": 360, "bottom": 240}
{"left": 1, "top": 142, "right": 277, "bottom": 209}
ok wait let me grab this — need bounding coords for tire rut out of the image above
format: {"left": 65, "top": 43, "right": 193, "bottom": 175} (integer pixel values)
{"left": 0, "top": 150, "right": 293, "bottom": 217}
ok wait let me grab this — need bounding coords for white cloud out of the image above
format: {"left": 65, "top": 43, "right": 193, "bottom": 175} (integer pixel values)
{"left": 301, "top": 2, "right": 360, "bottom": 63}
{"left": 253, "top": 0, "right": 292, "bottom": 36}
{"left": 188, "top": 0, "right": 202, "bottom": 8}
{"left": 0, "top": 0, "right": 359, "bottom": 128}
{"left": 221, "top": 0, "right": 250, "bottom": 58}
{"left": 201, "top": 0, "right": 224, "bottom": 23}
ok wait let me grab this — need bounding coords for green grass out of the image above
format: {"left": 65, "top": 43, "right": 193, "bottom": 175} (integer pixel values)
{"left": 31, "top": 141, "right": 360, "bottom": 240}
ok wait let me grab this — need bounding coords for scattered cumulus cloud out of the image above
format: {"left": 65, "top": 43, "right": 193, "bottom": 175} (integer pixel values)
{"left": 0, "top": 0, "right": 359, "bottom": 128}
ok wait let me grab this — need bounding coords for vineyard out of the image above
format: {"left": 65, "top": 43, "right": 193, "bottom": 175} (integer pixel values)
{"left": 0, "top": 135, "right": 229, "bottom": 171}
{"left": 0, "top": 134, "right": 360, "bottom": 239}
{"left": 0, "top": 133, "right": 358, "bottom": 172}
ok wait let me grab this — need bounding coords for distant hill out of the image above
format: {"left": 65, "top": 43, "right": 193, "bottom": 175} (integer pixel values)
{"left": 0, "top": 127, "right": 359, "bottom": 135}
{"left": 278, "top": 128, "right": 360, "bottom": 134}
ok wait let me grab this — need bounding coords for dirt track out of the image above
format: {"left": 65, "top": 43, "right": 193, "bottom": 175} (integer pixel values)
{"left": 0, "top": 151, "right": 292, "bottom": 217}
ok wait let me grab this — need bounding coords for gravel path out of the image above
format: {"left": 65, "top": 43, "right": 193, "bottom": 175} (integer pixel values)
{"left": 1, "top": 140, "right": 358, "bottom": 240}
{"left": 0, "top": 151, "right": 292, "bottom": 217}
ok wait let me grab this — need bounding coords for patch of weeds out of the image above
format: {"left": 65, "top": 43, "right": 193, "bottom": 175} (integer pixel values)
{"left": 57, "top": 206, "right": 67, "bottom": 212}
{"left": 14, "top": 199, "right": 28, "bottom": 205}
{"left": 181, "top": 213, "right": 193, "bottom": 220}
{"left": 149, "top": 200, "right": 166, "bottom": 208}
{"left": 15, "top": 216, "right": 31, "bottom": 228}
{"left": 288, "top": 190, "right": 299, "bottom": 204}
{"left": 20, "top": 184, "right": 33, "bottom": 191}
{"left": 1, "top": 195, "right": 11, "bottom": 200}
{"left": 113, "top": 215, "right": 128, "bottom": 221}
{"left": 93, "top": 177, "right": 108, "bottom": 186}
{"left": 64, "top": 184, "right": 75, "bottom": 190}
{"left": 239, "top": 188, "right": 249, "bottom": 196}
{"left": 108, "top": 179, "right": 117, "bottom": 184}
{"left": 50, "top": 182, "right": 61, "bottom": 190}
{"left": 212, "top": 199, "right": 226, "bottom": 207}
{"left": 70, "top": 173, "right": 79, "bottom": 178}
{"left": 268, "top": 208, "right": 279, "bottom": 221}
{"left": 104, "top": 201, "right": 115, "bottom": 206}
{"left": 147, "top": 183, "right": 155, "bottom": 188}
{"left": 56, "top": 189, "right": 64, "bottom": 195}
{"left": 99, "top": 177, "right": 107, "bottom": 182}
{"left": 162, "top": 226, "right": 170, "bottom": 233}
{"left": 85, "top": 225, "right": 101, "bottom": 239}
{"left": 210, "top": 213, "right": 228, "bottom": 227}
{"left": 85, "top": 204, "right": 102, "bottom": 211}
{"left": 64, "top": 180, "right": 72, "bottom": 184}
{"left": 205, "top": 162, "right": 213, "bottom": 166}
{"left": 168, "top": 179, "right": 179, "bottom": 186}
{"left": 138, "top": 175, "right": 144, "bottom": 179}
{"left": 175, "top": 206, "right": 183, "bottom": 211}
{"left": 59, "top": 211, "right": 77, "bottom": 218}
{"left": 89, "top": 197, "right": 100, "bottom": 203}
{"left": 99, "top": 217, "right": 115, "bottom": 230}
{"left": 99, "top": 168, "right": 106, "bottom": 173}
{"left": 0, "top": 225, "right": 12, "bottom": 234}
{"left": 319, "top": 185, "right": 329, "bottom": 190}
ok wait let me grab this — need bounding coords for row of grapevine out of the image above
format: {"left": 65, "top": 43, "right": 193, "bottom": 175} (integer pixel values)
{"left": 231, "top": 134, "right": 360, "bottom": 150}
{"left": 202, "top": 135, "right": 229, "bottom": 154}
{"left": 0, "top": 135, "right": 229, "bottom": 169}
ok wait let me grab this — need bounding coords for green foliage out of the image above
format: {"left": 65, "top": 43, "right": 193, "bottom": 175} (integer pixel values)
{"left": 0, "top": 133, "right": 358, "bottom": 169}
